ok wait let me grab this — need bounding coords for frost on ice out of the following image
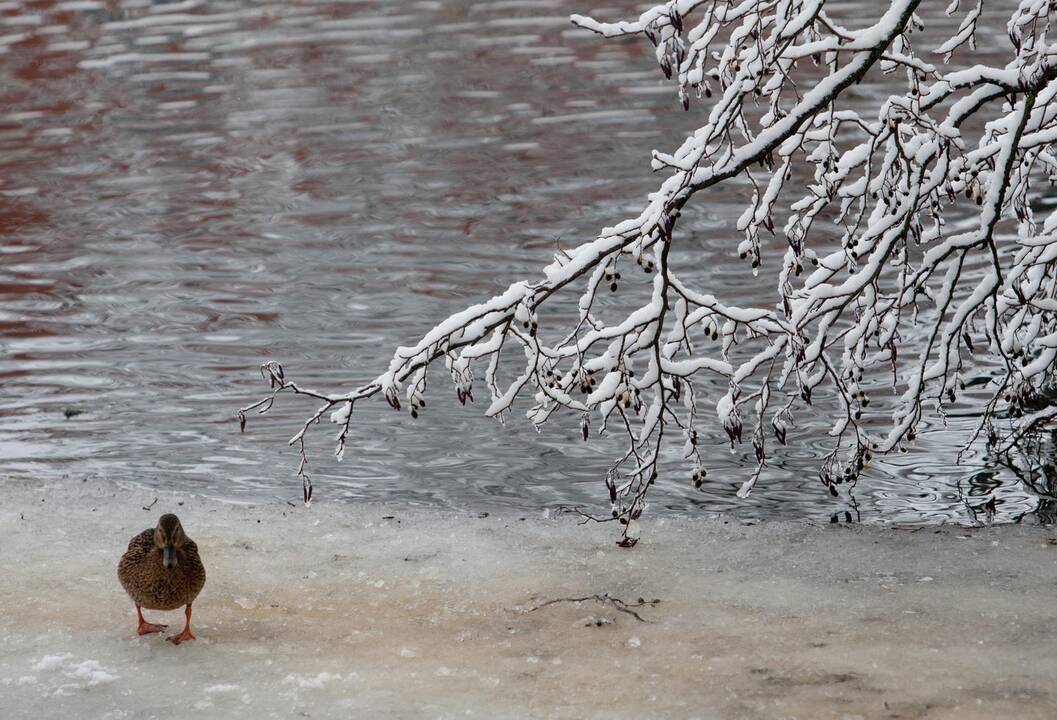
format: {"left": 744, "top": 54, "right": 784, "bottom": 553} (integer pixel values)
{"left": 29, "top": 654, "right": 118, "bottom": 695}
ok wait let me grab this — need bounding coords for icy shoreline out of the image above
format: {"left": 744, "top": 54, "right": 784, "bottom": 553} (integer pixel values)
{"left": 1, "top": 481, "right": 1056, "bottom": 719}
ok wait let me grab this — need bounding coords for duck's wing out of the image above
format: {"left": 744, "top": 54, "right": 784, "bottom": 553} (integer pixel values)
{"left": 118, "top": 528, "right": 159, "bottom": 600}
{"left": 182, "top": 539, "right": 207, "bottom": 598}
{"left": 123, "top": 528, "right": 155, "bottom": 559}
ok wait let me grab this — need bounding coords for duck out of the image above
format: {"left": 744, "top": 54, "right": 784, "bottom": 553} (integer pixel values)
{"left": 117, "top": 513, "right": 206, "bottom": 645}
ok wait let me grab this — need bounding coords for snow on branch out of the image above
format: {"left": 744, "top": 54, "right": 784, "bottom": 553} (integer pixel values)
{"left": 241, "top": 0, "right": 1057, "bottom": 539}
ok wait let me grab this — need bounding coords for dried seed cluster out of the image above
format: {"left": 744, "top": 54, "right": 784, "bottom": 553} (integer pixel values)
{"left": 690, "top": 466, "right": 707, "bottom": 488}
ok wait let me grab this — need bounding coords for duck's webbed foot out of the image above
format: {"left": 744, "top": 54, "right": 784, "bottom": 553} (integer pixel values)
{"left": 135, "top": 605, "right": 167, "bottom": 635}
{"left": 166, "top": 605, "right": 196, "bottom": 645}
{"left": 166, "top": 628, "right": 196, "bottom": 645}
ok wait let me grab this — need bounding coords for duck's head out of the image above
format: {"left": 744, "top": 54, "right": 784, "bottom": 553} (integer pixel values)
{"left": 154, "top": 513, "right": 188, "bottom": 569}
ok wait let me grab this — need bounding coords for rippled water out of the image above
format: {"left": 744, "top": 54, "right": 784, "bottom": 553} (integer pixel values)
{"left": 0, "top": 0, "right": 1048, "bottom": 523}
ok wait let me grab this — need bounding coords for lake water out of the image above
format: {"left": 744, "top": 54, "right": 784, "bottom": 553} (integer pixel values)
{"left": 0, "top": 0, "right": 1049, "bottom": 524}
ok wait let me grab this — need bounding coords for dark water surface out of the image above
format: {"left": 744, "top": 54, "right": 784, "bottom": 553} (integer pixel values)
{"left": 0, "top": 0, "right": 1046, "bottom": 523}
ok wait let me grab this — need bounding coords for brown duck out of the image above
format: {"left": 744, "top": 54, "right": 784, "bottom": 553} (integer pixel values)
{"left": 118, "top": 513, "right": 206, "bottom": 644}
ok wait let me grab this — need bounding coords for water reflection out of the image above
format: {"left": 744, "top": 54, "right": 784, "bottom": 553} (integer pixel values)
{"left": 0, "top": 0, "right": 1049, "bottom": 524}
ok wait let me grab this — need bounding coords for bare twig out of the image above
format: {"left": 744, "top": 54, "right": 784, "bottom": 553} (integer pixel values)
{"left": 528, "top": 593, "right": 661, "bottom": 623}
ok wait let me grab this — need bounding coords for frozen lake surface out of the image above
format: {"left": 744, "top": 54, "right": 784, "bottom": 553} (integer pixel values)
{"left": 0, "top": 0, "right": 1052, "bottom": 524}
{"left": 2, "top": 482, "right": 1056, "bottom": 719}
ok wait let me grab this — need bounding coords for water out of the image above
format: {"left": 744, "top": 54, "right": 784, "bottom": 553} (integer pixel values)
{"left": 0, "top": 0, "right": 1047, "bottom": 524}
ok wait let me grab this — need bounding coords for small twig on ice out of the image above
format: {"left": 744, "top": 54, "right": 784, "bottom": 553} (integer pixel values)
{"left": 528, "top": 593, "right": 660, "bottom": 623}
{"left": 142, "top": 498, "right": 158, "bottom": 511}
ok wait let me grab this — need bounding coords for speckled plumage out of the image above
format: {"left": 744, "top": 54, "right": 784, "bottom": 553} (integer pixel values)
{"left": 118, "top": 519, "right": 206, "bottom": 612}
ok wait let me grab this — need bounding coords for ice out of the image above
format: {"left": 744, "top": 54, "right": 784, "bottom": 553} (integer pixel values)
{"left": 1, "top": 480, "right": 1056, "bottom": 718}
{"left": 283, "top": 672, "right": 341, "bottom": 689}
{"left": 205, "top": 683, "right": 240, "bottom": 694}
{"left": 32, "top": 655, "right": 71, "bottom": 672}
{"left": 25, "top": 652, "right": 118, "bottom": 696}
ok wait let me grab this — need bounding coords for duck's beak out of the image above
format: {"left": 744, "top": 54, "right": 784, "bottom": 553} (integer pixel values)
{"left": 163, "top": 545, "right": 177, "bottom": 568}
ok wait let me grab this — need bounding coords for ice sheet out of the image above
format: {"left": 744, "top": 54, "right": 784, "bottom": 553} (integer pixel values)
{"left": 1, "top": 480, "right": 1055, "bottom": 719}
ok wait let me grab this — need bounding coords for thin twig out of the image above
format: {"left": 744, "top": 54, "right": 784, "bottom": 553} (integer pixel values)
{"left": 528, "top": 593, "right": 660, "bottom": 623}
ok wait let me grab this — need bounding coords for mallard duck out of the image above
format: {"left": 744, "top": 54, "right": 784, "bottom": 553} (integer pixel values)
{"left": 118, "top": 513, "right": 206, "bottom": 645}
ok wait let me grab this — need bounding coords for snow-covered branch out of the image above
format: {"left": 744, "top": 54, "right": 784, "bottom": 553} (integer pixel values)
{"left": 241, "top": 0, "right": 1057, "bottom": 539}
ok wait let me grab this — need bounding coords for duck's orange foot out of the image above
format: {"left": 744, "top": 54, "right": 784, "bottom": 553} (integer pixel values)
{"left": 136, "top": 621, "right": 167, "bottom": 636}
{"left": 166, "top": 628, "right": 196, "bottom": 645}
